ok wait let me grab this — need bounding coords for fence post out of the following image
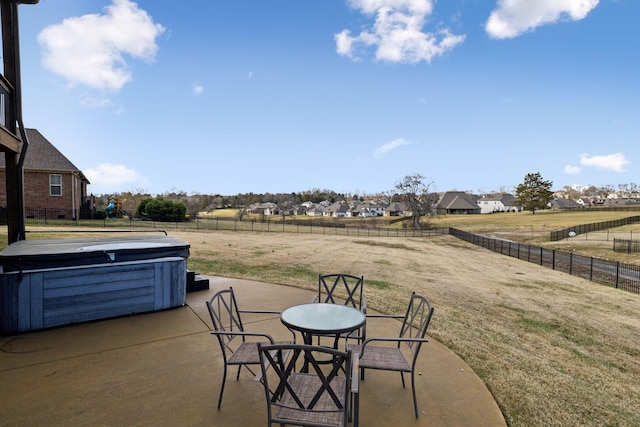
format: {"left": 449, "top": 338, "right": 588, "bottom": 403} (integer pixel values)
{"left": 616, "top": 262, "right": 620, "bottom": 289}
{"left": 569, "top": 252, "right": 573, "bottom": 275}
{"left": 540, "top": 247, "right": 543, "bottom": 266}
{"left": 552, "top": 250, "right": 555, "bottom": 270}
{"left": 590, "top": 257, "right": 593, "bottom": 281}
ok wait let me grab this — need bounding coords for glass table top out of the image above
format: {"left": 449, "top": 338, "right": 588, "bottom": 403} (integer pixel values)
{"left": 281, "top": 303, "right": 366, "bottom": 334}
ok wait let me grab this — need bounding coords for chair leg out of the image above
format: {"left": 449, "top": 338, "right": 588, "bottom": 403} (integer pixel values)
{"left": 348, "top": 388, "right": 358, "bottom": 424}
{"left": 400, "top": 372, "right": 406, "bottom": 388}
{"left": 217, "top": 363, "right": 228, "bottom": 410}
{"left": 411, "top": 371, "right": 419, "bottom": 419}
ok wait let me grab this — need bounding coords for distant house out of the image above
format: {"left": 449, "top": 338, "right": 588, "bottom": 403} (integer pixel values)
{"left": 324, "top": 202, "right": 350, "bottom": 217}
{"left": 348, "top": 202, "right": 385, "bottom": 217}
{"left": 291, "top": 205, "right": 307, "bottom": 216}
{"left": 477, "top": 193, "right": 520, "bottom": 214}
{"left": 435, "top": 191, "right": 480, "bottom": 215}
{"left": 549, "top": 198, "right": 582, "bottom": 210}
{"left": 0, "top": 128, "right": 92, "bottom": 220}
{"left": 247, "top": 202, "right": 279, "bottom": 215}
{"left": 602, "top": 197, "right": 640, "bottom": 208}
{"left": 306, "top": 204, "right": 324, "bottom": 217}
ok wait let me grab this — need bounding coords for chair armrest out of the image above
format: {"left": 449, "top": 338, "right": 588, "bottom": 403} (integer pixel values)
{"left": 238, "top": 309, "right": 282, "bottom": 315}
{"left": 350, "top": 350, "right": 360, "bottom": 394}
{"left": 364, "top": 313, "right": 404, "bottom": 320}
{"left": 210, "top": 330, "right": 275, "bottom": 343}
{"left": 362, "top": 336, "right": 429, "bottom": 345}
{"left": 358, "top": 336, "right": 429, "bottom": 357}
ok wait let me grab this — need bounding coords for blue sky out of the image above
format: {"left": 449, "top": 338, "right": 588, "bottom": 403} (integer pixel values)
{"left": 15, "top": 0, "right": 639, "bottom": 196}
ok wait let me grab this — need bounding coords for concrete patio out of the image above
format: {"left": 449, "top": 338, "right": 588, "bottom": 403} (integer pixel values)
{"left": 0, "top": 276, "right": 506, "bottom": 426}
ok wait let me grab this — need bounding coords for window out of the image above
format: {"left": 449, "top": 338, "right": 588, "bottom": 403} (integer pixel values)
{"left": 0, "top": 88, "right": 6, "bottom": 127}
{"left": 50, "top": 174, "right": 62, "bottom": 196}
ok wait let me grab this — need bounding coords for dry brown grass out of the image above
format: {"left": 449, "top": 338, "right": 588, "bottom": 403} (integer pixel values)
{"left": 174, "top": 229, "right": 640, "bottom": 427}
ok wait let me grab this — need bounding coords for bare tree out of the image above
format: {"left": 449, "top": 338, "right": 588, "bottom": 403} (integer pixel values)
{"left": 394, "top": 173, "right": 434, "bottom": 229}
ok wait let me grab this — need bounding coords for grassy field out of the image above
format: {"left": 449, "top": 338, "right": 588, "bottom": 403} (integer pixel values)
{"left": 3, "top": 209, "right": 640, "bottom": 426}
{"left": 180, "top": 230, "right": 640, "bottom": 427}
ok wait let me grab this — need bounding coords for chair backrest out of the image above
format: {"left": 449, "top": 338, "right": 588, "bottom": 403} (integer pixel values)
{"left": 318, "top": 274, "right": 364, "bottom": 309}
{"left": 398, "top": 292, "right": 434, "bottom": 360}
{"left": 206, "top": 287, "right": 245, "bottom": 351}
{"left": 258, "top": 343, "right": 352, "bottom": 427}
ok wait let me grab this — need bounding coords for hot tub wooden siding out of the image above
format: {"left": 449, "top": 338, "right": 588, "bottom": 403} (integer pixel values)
{"left": 1, "top": 257, "right": 186, "bottom": 334}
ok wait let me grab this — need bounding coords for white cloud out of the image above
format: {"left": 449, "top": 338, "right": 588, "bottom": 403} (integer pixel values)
{"left": 84, "top": 163, "right": 149, "bottom": 192}
{"left": 579, "top": 153, "right": 630, "bottom": 172}
{"left": 485, "top": 0, "right": 600, "bottom": 39}
{"left": 336, "top": 0, "right": 465, "bottom": 63}
{"left": 564, "top": 165, "right": 581, "bottom": 174}
{"left": 192, "top": 84, "right": 204, "bottom": 95}
{"left": 374, "top": 138, "right": 412, "bottom": 157}
{"left": 38, "top": 0, "right": 165, "bottom": 92}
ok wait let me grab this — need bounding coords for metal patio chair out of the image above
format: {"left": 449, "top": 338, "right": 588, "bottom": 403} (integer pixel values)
{"left": 313, "top": 274, "right": 367, "bottom": 347}
{"left": 348, "top": 292, "right": 434, "bottom": 419}
{"left": 257, "top": 343, "right": 359, "bottom": 427}
{"left": 206, "top": 287, "right": 294, "bottom": 409}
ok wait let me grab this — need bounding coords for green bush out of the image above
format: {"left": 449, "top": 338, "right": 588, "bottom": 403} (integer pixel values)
{"left": 136, "top": 197, "right": 187, "bottom": 222}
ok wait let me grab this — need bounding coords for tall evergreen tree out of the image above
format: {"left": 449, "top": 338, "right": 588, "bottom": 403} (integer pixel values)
{"left": 514, "top": 172, "right": 554, "bottom": 214}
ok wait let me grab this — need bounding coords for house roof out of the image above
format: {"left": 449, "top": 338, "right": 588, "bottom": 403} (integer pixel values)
{"left": 550, "top": 198, "right": 581, "bottom": 209}
{"left": 0, "top": 128, "right": 89, "bottom": 183}
{"left": 479, "top": 193, "right": 516, "bottom": 205}
{"left": 325, "top": 202, "right": 350, "bottom": 213}
{"left": 437, "top": 191, "right": 479, "bottom": 210}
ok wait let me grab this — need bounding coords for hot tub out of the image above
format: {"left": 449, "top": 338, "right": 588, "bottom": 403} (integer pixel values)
{"left": 0, "top": 235, "right": 190, "bottom": 333}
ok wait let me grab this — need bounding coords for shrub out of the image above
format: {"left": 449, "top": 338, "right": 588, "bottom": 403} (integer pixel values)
{"left": 136, "top": 197, "right": 187, "bottom": 222}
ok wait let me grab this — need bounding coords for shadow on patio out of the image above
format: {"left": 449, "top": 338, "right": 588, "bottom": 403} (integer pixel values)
{"left": 0, "top": 276, "right": 505, "bottom": 426}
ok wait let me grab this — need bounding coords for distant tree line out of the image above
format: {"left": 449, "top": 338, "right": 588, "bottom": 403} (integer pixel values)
{"left": 92, "top": 188, "right": 354, "bottom": 221}
{"left": 92, "top": 179, "right": 640, "bottom": 222}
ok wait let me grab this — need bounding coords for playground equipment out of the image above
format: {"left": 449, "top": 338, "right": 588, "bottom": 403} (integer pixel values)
{"left": 105, "top": 197, "right": 131, "bottom": 218}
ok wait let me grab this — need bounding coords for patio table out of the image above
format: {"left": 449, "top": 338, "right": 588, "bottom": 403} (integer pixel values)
{"left": 281, "top": 303, "right": 366, "bottom": 346}
{"left": 281, "top": 303, "right": 365, "bottom": 370}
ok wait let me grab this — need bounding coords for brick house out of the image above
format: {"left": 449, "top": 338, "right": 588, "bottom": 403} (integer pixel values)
{"left": 0, "top": 128, "right": 92, "bottom": 220}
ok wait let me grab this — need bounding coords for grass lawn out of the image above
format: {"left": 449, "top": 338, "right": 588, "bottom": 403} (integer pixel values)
{"left": 3, "top": 209, "right": 640, "bottom": 426}
{"left": 179, "top": 229, "right": 640, "bottom": 427}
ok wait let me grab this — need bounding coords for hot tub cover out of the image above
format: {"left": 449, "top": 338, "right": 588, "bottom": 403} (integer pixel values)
{"left": 0, "top": 235, "right": 190, "bottom": 272}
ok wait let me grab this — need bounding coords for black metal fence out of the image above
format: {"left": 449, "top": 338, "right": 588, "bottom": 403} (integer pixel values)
{"left": 550, "top": 215, "right": 640, "bottom": 241}
{"left": 450, "top": 228, "right": 640, "bottom": 295}
{"left": 21, "top": 210, "right": 640, "bottom": 294}
{"left": 23, "top": 215, "right": 450, "bottom": 238}
{"left": 613, "top": 238, "right": 640, "bottom": 254}
{"left": 22, "top": 207, "right": 104, "bottom": 222}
